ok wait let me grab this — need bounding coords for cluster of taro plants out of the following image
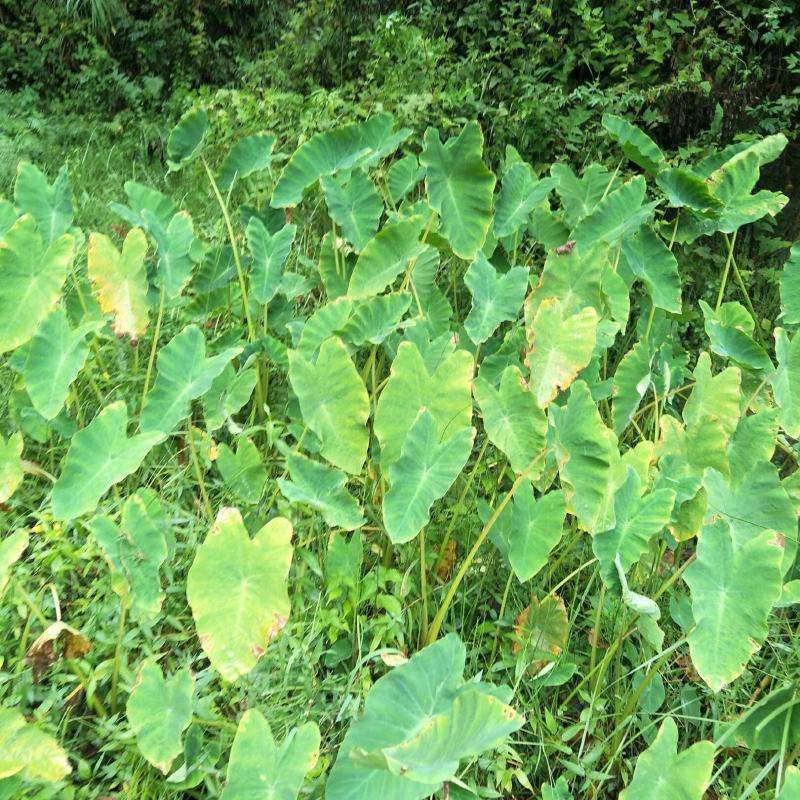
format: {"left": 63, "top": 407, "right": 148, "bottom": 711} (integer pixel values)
{"left": 1, "top": 107, "right": 799, "bottom": 799}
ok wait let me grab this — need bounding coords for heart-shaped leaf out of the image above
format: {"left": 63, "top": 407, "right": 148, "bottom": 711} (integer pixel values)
{"left": 0, "top": 529, "right": 28, "bottom": 594}
{"left": 620, "top": 225, "right": 681, "bottom": 313}
{"left": 14, "top": 162, "right": 73, "bottom": 246}
{"left": 144, "top": 210, "right": 196, "bottom": 299}
{"left": 494, "top": 162, "right": 556, "bottom": 239}
{"left": 167, "top": 107, "right": 208, "bottom": 171}
{"left": 246, "top": 218, "right": 297, "bottom": 305}
{"left": 0, "top": 706, "right": 71, "bottom": 782}
{"left": 602, "top": 115, "right": 665, "bottom": 175}
{"left": 217, "top": 132, "right": 275, "bottom": 191}
{"left": 187, "top": 508, "right": 293, "bottom": 682}
{"left": 0, "top": 433, "right": 24, "bottom": 504}
{"left": 52, "top": 402, "right": 163, "bottom": 520}
{"left": 322, "top": 169, "right": 383, "bottom": 252}
{"left": 388, "top": 154, "right": 423, "bottom": 204}
{"left": 773, "top": 327, "right": 800, "bottom": 438}
{"left": 216, "top": 437, "right": 267, "bottom": 505}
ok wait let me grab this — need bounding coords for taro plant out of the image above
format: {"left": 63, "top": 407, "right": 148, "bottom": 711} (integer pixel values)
{"left": 0, "top": 106, "right": 798, "bottom": 799}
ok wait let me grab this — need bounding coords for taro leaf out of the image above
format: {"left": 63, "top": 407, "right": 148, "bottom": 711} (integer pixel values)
{"left": 727, "top": 406, "right": 778, "bottom": 479}
{"left": 474, "top": 365, "right": 546, "bottom": 477}
{"left": 525, "top": 297, "right": 598, "bottom": 409}
{"left": 700, "top": 300, "right": 773, "bottom": 371}
{"left": 703, "top": 462, "right": 796, "bottom": 573}
{"left": 0, "top": 706, "right": 71, "bottom": 782}
{"left": 683, "top": 352, "right": 741, "bottom": 441}
{"left": 127, "top": 659, "right": 194, "bottom": 773}
{"left": 383, "top": 411, "right": 475, "bottom": 544}
{"left": 620, "top": 225, "right": 682, "bottom": 313}
{"left": 494, "top": 162, "right": 557, "bottom": 239}
{"left": 494, "top": 485, "right": 566, "bottom": 583}
{"left": 694, "top": 134, "right": 788, "bottom": 177}
{"left": 550, "top": 380, "right": 623, "bottom": 534}
{"left": 684, "top": 520, "right": 783, "bottom": 692}
{"left": 0, "top": 530, "right": 28, "bottom": 594}
{"left": 0, "top": 198, "right": 16, "bottom": 235}
{"left": 782, "top": 767, "right": 800, "bottom": 799}
{"left": 288, "top": 336, "right": 369, "bottom": 474}
{"left": 216, "top": 438, "right": 266, "bottom": 505}
{"left": 619, "top": 717, "right": 714, "bottom": 800}
{"left": 220, "top": 709, "right": 320, "bottom": 800}
{"left": 321, "top": 170, "right": 383, "bottom": 252}
{"left": 25, "top": 621, "right": 91, "bottom": 682}
{"left": 347, "top": 215, "right": 425, "bottom": 298}
{"left": 780, "top": 244, "right": 800, "bottom": 325}
{"left": 277, "top": 452, "right": 365, "bottom": 531}
{"left": 143, "top": 209, "right": 197, "bottom": 299}
{"left": 611, "top": 339, "right": 653, "bottom": 434}
{"left": 217, "top": 132, "right": 275, "bottom": 192}
{"left": 140, "top": 325, "right": 242, "bottom": 435}
{"left": 374, "top": 340, "right": 473, "bottom": 467}
{"left": 513, "top": 594, "right": 569, "bottom": 673}
{"left": 9, "top": 307, "right": 102, "bottom": 420}
{"left": 52, "top": 402, "right": 163, "bottom": 520}
{"left": 602, "top": 115, "right": 666, "bottom": 175}
{"left": 0, "top": 214, "right": 75, "bottom": 354}
{"left": 463, "top": 253, "right": 528, "bottom": 344}
{"left": 592, "top": 468, "right": 675, "bottom": 588}
{"left": 14, "top": 162, "right": 73, "bottom": 246}
{"left": 202, "top": 365, "right": 257, "bottom": 431}
{"left": 572, "top": 176, "right": 657, "bottom": 250}
{"left": 326, "top": 634, "right": 523, "bottom": 799}
{"left": 296, "top": 298, "right": 354, "bottom": 360}
{"left": 388, "top": 154, "right": 423, "bottom": 204}
{"left": 246, "top": 218, "right": 297, "bottom": 305}
{"left": 0, "top": 433, "right": 24, "bottom": 503}
{"left": 167, "top": 107, "right": 208, "bottom": 171}
{"left": 551, "top": 162, "right": 615, "bottom": 227}
{"left": 725, "top": 685, "right": 800, "bottom": 751}
{"left": 186, "top": 508, "right": 293, "bottom": 682}
{"left": 87, "top": 228, "right": 150, "bottom": 341}
{"left": 420, "top": 122, "right": 495, "bottom": 260}
{"left": 112, "top": 180, "right": 177, "bottom": 231}
{"left": 91, "top": 489, "right": 169, "bottom": 623}
{"left": 272, "top": 114, "right": 409, "bottom": 207}
{"left": 656, "top": 168, "right": 723, "bottom": 213}
{"left": 772, "top": 327, "right": 800, "bottom": 437}
{"left": 338, "top": 292, "right": 412, "bottom": 347}
{"left": 326, "top": 532, "right": 363, "bottom": 597}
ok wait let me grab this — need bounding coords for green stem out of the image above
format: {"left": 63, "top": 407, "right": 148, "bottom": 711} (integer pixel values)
{"left": 419, "top": 527, "right": 429, "bottom": 647}
{"left": 725, "top": 233, "right": 766, "bottom": 347}
{"left": 187, "top": 423, "right": 213, "bottom": 520}
{"left": 489, "top": 570, "right": 514, "bottom": 665}
{"left": 715, "top": 229, "right": 737, "bottom": 312}
{"left": 589, "top": 583, "right": 607, "bottom": 692}
{"left": 141, "top": 286, "right": 165, "bottom": 415}
{"left": 426, "top": 448, "right": 547, "bottom": 645}
{"left": 110, "top": 604, "right": 127, "bottom": 714}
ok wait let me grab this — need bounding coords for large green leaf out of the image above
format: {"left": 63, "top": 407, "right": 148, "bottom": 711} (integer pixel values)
{"left": 388, "top": 154, "right": 423, "bottom": 204}
{"left": 551, "top": 162, "right": 615, "bottom": 227}
{"left": 525, "top": 298, "right": 598, "bottom": 409}
{"left": 111, "top": 180, "right": 177, "bottom": 231}
{"left": 272, "top": 114, "right": 409, "bottom": 207}
{"left": 246, "top": 218, "right": 297, "bottom": 305}
{"left": 216, "top": 437, "right": 267, "bottom": 505}
{"left": 684, "top": 520, "right": 784, "bottom": 692}
{"left": 782, "top": 766, "right": 800, "bottom": 799}
{"left": 572, "top": 177, "right": 657, "bottom": 249}
{"left": 140, "top": 325, "right": 242, "bottom": 435}
{"left": 611, "top": 339, "right": 653, "bottom": 434}
{"left": 186, "top": 508, "right": 293, "bottom": 682}
{"left": 780, "top": 244, "right": 800, "bottom": 325}
{"left": 0, "top": 529, "right": 28, "bottom": 594}
{"left": 51, "top": 402, "right": 163, "bottom": 520}
{"left": 682, "top": 352, "right": 741, "bottom": 441}
{"left": 167, "top": 107, "right": 208, "bottom": 171}
{"left": 550, "top": 381, "right": 623, "bottom": 534}
{"left": 0, "top": 434, "right": 23, "bottom": 504}
{"left": 463, "top": 253, "right": 527, "bottom": 344}
{"left": 202, "top": 365, "right": 257, "bottom": 431}
{"left": 374, "top": 340, "right": 473, "bottom": 467}
{"left": 90, "top": 489, "right": 169, "bottom": 623}
{"left": 88, "top": 228, "right": 150, "bottom": 341}
{"left": 288, "top": 336, "right": 369, "bottom": 474}
{"left": 277, "top": 452, "right": 365, "bottom": 531}
{"left": 620, "top": 225, "right": 681, "bottom": 313}
{"left": 656, "top": 167, "right": 723, "bottom": 213}
{"left": 602, "top": 115, "right": 665, "bottom": 175}
{"left": 700, "top": 300, "right": 772, "bottom": 372}
{"left": 592, "top": 467, "right": 675, "bottom": 588}
{"left": 220, "top": 710, "right": 320, "bottom": 800}
{"left": 295, "top": 297, "right": 354, "bottom": 360}
{"left": 9, "top": 307, "right": 101, "bottom": 420}
{"left": 338, "top": 292, "right": 412, "bottom": 347}
{"left": 144, "top": 210, "right": 196, "bottom": 299}
{"left": 0, "top": 214, "right": 75, "bottom": 354}
{"left": 724, "top": 685, "right": 800, "bottom": 751}
{"left": 321, "top": 169, "right": 383, "bottom": 251}
{"left": 326, "top": 634, "right": 523, "bottom": 800}
{"left": 529, "top": 242, "right": 606, "bottom": 318}
{"left": 383, "top": 411, "right": 475, "bottom": 543}
{"left": 0, "top": 706, "right": 71, "bottom": 782}
{"left": 474, "top": 364, "right": 546, "bottom": 476}
{"left": 217, "top": 132, "right": 275, "bottom": 192}
{"left": 619, "top": 717, "right": 714, "bottom": 800}
{"left": 420, "top": 122, "right": 495, "bottom": 259}
{"left": 347, "top": 216, "right": 424, "bottom": 298}
{"left": 14, "top": 162, "right": 73, "bottom": 246}
{"left": 494, "top": 162, "right": 556, "bottom": 239}
{"left": 773, "top": 327, "right": 800, "bottom": 437}
{"left": 126, "top": 659, "right": 195, "bottom": 773}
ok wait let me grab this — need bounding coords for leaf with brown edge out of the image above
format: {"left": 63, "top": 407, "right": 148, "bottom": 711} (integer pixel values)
{"left": 513, "top": 595, "right": 568, "bottom": 675}
{"left": 25, "top": 621, "right": 91, "bottom": 683}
